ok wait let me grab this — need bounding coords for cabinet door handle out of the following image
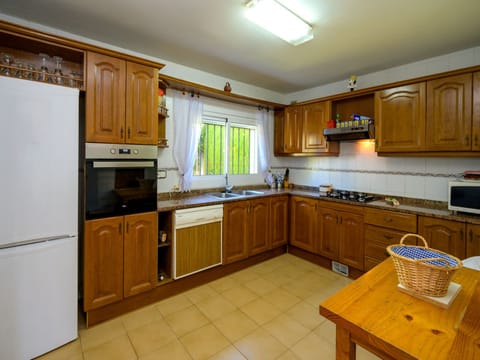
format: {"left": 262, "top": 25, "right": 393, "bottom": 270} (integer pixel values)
{"left": 120, "top": 127, "right": 124, "bottom": 138}
{"left": 338, "top": 216, "right": 342, "bottom": 225}
{"left": 126, "top": 222, "right": 129, "bottom": 233}
{"left": 118, "top": 223, "right": 122, "bottom": 234}
{"left": 465, "top": 135, "right": 470, "bottom": 145}
{"left": 384, "top": 218, "right": 393, "bottom": 223}
{"left": 469, "top": 229, "right": 473, "bottom": 242}
{"left": 384, "top": 234, "right": 394, "bottom": 240}
{"left": 127, "top": 127, "right": 131, "bottom": 139}
{"left": 460, "top": 229, "right": 464, "bottom": 240}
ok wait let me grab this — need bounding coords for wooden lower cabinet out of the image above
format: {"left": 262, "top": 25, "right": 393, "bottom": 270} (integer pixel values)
{"left": 249, "top": 198, "right": 270, "bottom": 256}
{"left": 223, "top": 201, "right": 250, "bottom": 264}
{"left": 418, "top": 216, "right": 466, "bottom": 259}
{"left": 466, "top": 224, "right": 480, "bottom": 257}
{"left": 289, "top": 196, "right": 317, "bottom": 253}
{"left": 84, "top": 211, "right": 157, "bottom": 311}
{"left": 270, "top": 196, "right": 289, "bottom": 248}
{"left": 318, "top": 202, "right": 364, "bottom": 270}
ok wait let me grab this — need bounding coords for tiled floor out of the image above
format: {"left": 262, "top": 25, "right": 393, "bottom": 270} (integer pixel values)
{"left": 37, "top": 254, "right": 380, "bottom": 360}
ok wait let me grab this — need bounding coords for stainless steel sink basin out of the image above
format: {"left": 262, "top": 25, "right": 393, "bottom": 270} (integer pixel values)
{"left": 207, "top": 192, "right": 243, "bottom": 199}
{"left": 232, "top": 190, "right": 265, "bottom": 196}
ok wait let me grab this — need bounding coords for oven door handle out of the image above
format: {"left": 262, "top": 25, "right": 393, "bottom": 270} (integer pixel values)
{"left": 92, "top": 161, "right": 156, "bottom": 168}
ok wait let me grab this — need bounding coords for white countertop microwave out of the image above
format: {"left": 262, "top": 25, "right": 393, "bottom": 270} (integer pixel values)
{"left": 448, "top": 180, "right": 480, "bottom": 215}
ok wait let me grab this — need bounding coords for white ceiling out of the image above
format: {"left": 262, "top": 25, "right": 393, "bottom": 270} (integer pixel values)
{"left": 1, "top": 0, "right": 480, "bottom": 93}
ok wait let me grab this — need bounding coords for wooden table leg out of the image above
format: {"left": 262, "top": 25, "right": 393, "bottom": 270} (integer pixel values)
{"left": 336, "top": 326, "right": 356, "bottom": 360}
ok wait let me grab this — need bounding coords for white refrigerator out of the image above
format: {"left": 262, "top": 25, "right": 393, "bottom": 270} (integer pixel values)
{"left": 0, "top": 76, "right": 79, "bottom": 359}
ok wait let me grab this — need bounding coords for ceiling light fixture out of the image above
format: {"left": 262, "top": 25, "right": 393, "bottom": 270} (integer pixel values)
{"left": 244, "top": 0, "right": 313, "bottom": 46}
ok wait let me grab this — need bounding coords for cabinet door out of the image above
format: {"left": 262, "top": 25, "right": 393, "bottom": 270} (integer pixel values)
{"left": 274, "top": 109, "right": 286, "bottom": 155}
{"left": 249, "top": 198, "right": 270, "bottom": 256}
{"left": 426, "top": 74, "right": 472, "bottom": 151}
{"left": 283, "top": 106, "right": 303, "bottom": 153}
{"left": 466, "top": 224, "right": 480, "bottom": 257}
{"left": 375, "top": 83, "right": 426, "bottom": 152}
{"left": 271, "top": 196, "right": 288, "bottom": 248}
{"left": 126, "top": 62, "right": 159, "bottom": 145}
{"left": 418, "top": 216, "right": 466, "bottom": 259}
{"left": 338, "top": 211, "right": 364, "bottom": 270}
{"left": 289, "top": 196, "right": 317, "bottom": 252}
{"left": 473, "top": 72, "right": 480, "bottom": 151}
{"left": 124, "top": 212, "right": 157, "bottom": 298}
{"left": 302, "top": 102, "right": 330, "bottom": 152}
{"left": 86, "top": 52, "right": 126, "bottom": 143}
{"left": 318, "top": 208, "right": 339, "bottom": 259}
{"left": 84, "top": 216, "right": 124, "bottom": 311}
{"left": 223, "top": 201, "right": 249, "bottom": 264}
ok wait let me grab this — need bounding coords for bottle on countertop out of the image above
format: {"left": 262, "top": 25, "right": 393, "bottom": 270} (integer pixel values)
{"left": 284, "top": 168, "right": 289, "bottom": 188}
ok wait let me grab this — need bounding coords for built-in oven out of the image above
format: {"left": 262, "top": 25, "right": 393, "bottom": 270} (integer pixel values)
{"left": 85, "top": 143, "right": 157, "bottom": 220}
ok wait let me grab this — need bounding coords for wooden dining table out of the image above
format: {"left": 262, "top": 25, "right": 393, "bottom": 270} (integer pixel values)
{"left": 319, "top": 258, "right": 480, "bottom": 360}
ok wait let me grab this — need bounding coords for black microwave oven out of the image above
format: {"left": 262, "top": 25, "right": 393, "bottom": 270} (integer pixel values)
{"left": 448, "top": 180, "right": 480, "bottom": 215}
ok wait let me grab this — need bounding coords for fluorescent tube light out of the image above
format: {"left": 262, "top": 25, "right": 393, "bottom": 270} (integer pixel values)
{"left": 245, "top": 0, "right": 313, "bottom": 46}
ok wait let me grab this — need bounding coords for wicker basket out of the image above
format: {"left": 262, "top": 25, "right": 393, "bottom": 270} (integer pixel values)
{"left": 387, "top": 234, "right": 463, "bottom": 297}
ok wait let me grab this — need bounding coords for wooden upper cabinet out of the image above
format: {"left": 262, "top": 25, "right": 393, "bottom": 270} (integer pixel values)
{"left": 123, "top": 212, "right": 157, "bottom": 298}
{"left": 375, "top": 83, "right": 426, "bottom": 152}
{"left": 274, "top": 109, "right": 286, "bottom": 155}
{"left": 84, "top": 216, "right": 124, "bottom": 311}
{"left": 86, "top": 51, "right": 158, "bottom": 145}
{"left": 302, "top": 101, "right": 330, "bottom": 152}
{"left": 283, "top": 106, "right": 303, "bottom": 153}
{"left": 86, "top": 52, "right": 126, "bottom": 143}
{"left": 418, "top": 216, "right": 466, "bottom": 260}
{"left": 426, "top": 73, "right": 472, "bottom": 151}
{"left": 126, "top": 62, "right": 158, "bottom": 144}
{"left": 473, "top": 72, "right": 480, "bottom": 151}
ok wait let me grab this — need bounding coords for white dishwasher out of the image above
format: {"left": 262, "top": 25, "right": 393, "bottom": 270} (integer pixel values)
{"left": 174, "top": 204, "right": 223, "bottom": 279}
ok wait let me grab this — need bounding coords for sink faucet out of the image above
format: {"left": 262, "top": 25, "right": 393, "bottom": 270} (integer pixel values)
{"left": 225, "top": 173, "right": 233, "bottom": 193}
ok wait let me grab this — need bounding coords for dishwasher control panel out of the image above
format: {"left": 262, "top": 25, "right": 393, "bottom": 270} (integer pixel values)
{"left": 175, "top": 204, "right": 223, "bottom": 228}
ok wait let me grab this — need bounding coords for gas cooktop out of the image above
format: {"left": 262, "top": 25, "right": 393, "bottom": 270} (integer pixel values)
{"left": 322, "top": 190, "right": 378, "bottom": 203}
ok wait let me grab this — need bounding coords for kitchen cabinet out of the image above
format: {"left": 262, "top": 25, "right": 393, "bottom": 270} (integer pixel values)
{"left": 249, "top": 198, "right": 271, "bottom": 256}
{"left": 318, "top": 202, "right": 364, "bottom": 271}
{"left": 418, "top": 216, "right": 466, "bottom": 260}
{"left": 473, "top": 71, "right": 480, "bottom": 151}
{"left": 426, "top": 73, "right": 472, "bottom": 151}
{"left": 289, "top": 196, "right": 317, "bottom": 253}
{"left": 275, "top": 102, "right": 338, "bottom": 156}
{"left": 270, "top": 195, "right": 289, "bottom": 248}
{"left": 363, "top": 208, "right": 417, "bottom": 271}
{"left": 86, "top": 51, "right": 158, "bottom": 144}
{"left": 375, "top": 83, "right": 426, "bottom": 152}
{"left": 84, "top": 211, "right": 157, "bottom": 311}
{"left": 466, "top": 224, "right": 480, "bottom": 257}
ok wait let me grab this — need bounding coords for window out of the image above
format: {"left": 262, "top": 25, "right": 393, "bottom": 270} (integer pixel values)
{"left": 194, "top": 117, "right": 257, "bottom": 176}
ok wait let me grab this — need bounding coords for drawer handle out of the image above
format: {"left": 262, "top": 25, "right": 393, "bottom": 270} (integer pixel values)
{"left": 384, "top": 234, "right": 394, "bottom": 240}
{"left": 383, "top": 218, "right": 393, "bottom": 223}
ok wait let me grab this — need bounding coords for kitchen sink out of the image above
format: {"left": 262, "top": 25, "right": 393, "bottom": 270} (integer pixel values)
{"left": 207, "top": 192, "right": 243, "bottom": 199}
{"left": 232, "top": 190, "right": 265, "bottom": 196}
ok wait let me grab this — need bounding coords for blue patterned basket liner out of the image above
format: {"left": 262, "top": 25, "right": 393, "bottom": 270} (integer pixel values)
{"left": 390, "top": 246, "right": 459, "bottom": 267}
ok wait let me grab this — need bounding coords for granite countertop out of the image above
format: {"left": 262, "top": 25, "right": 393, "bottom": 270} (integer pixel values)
{"left": 157, "top": 187, "right": 480, "bottom": 225}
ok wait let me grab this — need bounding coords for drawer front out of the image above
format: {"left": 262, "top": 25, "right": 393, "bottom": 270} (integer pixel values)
{"left": 364, "top": 208, "right": 417, "bottom": 232}
{"left": 364, "top": 225, "right": 408, "bottom": 261}
{"left": 364, "top": 257, "right": 381, "bottom": 272}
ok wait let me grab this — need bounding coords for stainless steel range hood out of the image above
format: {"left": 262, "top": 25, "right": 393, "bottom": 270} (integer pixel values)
{"left": 323, "top": 124, "right": 374, "bottom": 141}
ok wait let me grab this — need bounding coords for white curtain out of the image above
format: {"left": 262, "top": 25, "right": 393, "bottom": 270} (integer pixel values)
{"left": 256, "top": 107, "right": 273, "bottom": 186}
{"left": 172, "top": 90, "right": 204, "bottom": 191}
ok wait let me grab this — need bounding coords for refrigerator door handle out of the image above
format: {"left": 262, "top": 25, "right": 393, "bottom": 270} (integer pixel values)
{"left": 0, "top": 235, "right": 73, "bottom": 250}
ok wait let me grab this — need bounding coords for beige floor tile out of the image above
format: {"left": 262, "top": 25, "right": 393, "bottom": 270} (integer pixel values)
{"left": 155, "top": 293, "right": 193, "bottom": 317}
{"left": 243, "top": 277, "right": 278, "bottom": 296}
{"left": 357, "top": 345, "right": 382, "bottom": 360}
{"left": 36, "top": 338, "right": 83, "bottom": 360}
{"left": 164, "top": 305, "right": 210, "bottom": 336}
{"left": 261, "top": 287, "right": 302, "bottom": 312}
{"left": 221, "top": 285, "right": 259, "bottom": 307}
{"left": 208, "top": 345, "right": 247, "bottom": 360}
{"left": 280, "top": 279, "right": 318, "bottom": 299}
{"left": 196, "top": 294, "right": 237, "bottom": 321}
{"left": 290, "top": 331, "right": 335, "bottom": 360}
{"left": 180, "top": 324, "right": 230, "bottom": 360}
{"left": 313, "top": 318, "right": 336, "bottom": 345}
{"left": 276, "top": 350, "right": 301, "bottom": 360}
{"left": 121, "top": 304, "right": 163, "bottom": 331}
{"left": 230, "top": 268, "right": 260, "bottom": 283}
{"left": 184, "top": 284, "right": 219, "bottom": 304}
{"left": 209, "top": 276, "right": 241, "bottom": 293}
{"left": 127, "top": 318, "right": 177, "bottom": 356}
{"left": 263, "top": 314, "right": 310, "bottom": 348}
{"left": 248, "top": 258, "right": 284, "bottom": 275}
{"left": 285, "top": 301, "right": 325, "bottom": 330}
{"left": 240, "top": 298, "right": 281, "bottom": 325}
{"left": 83, "top": 335, "right": 137, "bottom": 360}
{"left": 213, "top": 309, "right": 259, "bottom": 342}
{"left": 260, "top": 270, "right": 297, "bottom": 287}
{"left": 234, "top": 328, "right": 287, "bottom": 360}
{"left": 139, "top": 339, "right": 192, "bottom": 360}
{"left": 79, "top": 318, "right": 126, "bottom": 351}
{"left": 304, "top": 288, "right": 338, "bottom": 308}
